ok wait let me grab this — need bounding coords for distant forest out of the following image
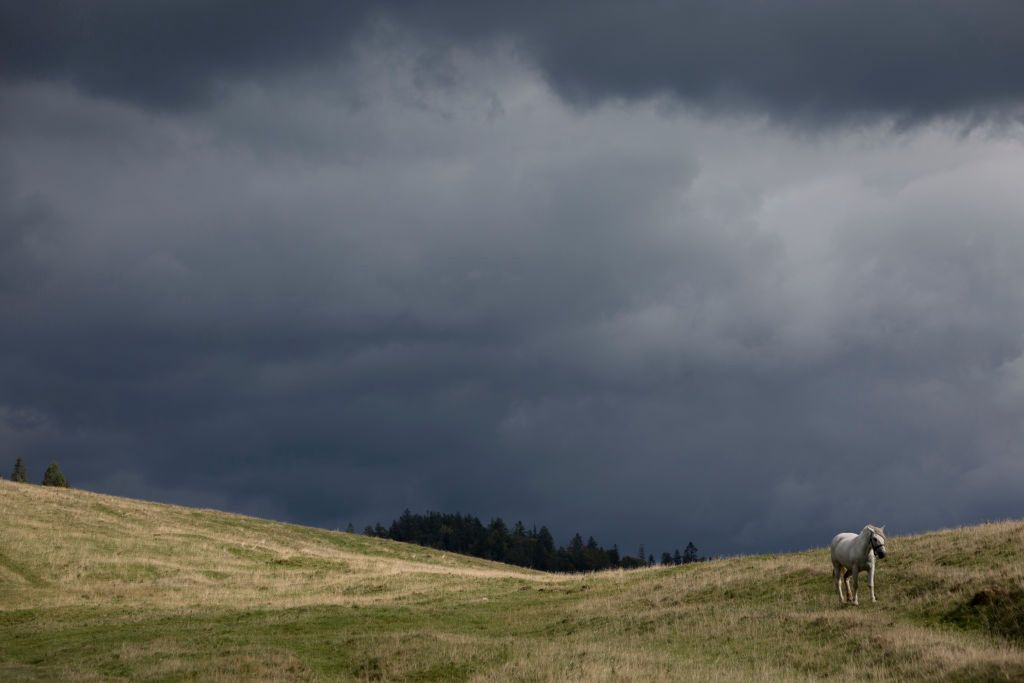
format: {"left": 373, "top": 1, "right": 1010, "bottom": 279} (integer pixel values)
{"left": 363, "top": 510, "right": 703, "bottom": 573}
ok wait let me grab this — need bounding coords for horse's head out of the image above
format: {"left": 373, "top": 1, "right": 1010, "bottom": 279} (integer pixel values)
{"left": 868, "top": 525, "right": 887, "bottom": 559}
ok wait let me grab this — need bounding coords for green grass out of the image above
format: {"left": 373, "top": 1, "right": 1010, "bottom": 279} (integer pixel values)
{"left": 1, "top": 480, "right": 1022, "bottom": 681}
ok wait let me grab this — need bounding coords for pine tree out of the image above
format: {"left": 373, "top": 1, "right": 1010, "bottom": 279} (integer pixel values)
{"left": 507, "top": 521, "right": 532, "bottom": 567}
{"left": 568, "top": 532, "right": 586, "bottom": 569}
{"left": 648, "top": 553, "right": 655, "bottom": 566}
{"left": 661, "top": 551, "right": 672, "bottom": 566}
{"left": 485, "top": 518, "right": 510, "bottom": 562}
{"left": 534, "top": 526, "right": 556, "bottom": 570}
{"left": 41, "top": 462, "right": 68, "bottom": 487}
{"left": 673, "top": 548, "right": 683, "bottom": 565}
{"left": 10, "top": 457, "right": 27, "bottom": 482}
{"left": 345, "top": 523, "right": 355, "bottom": 533}
{"left": 683, "top": 541, "right": 699, "bottom": 564}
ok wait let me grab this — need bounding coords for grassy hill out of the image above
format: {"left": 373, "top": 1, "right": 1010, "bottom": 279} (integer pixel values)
{"left": 1, "top": 480, "right": 1022, "bottom": 681}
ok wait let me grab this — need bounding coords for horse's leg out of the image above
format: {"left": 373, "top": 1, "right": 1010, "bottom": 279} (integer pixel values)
{"left": 843, "top": 570, "right": 852, "bottom": 603}
{"left": 869, "top": 563, "right": 876, "bottom": 602}
{"left": 851, "top": 569, "right": 860, "bottom": 605}
{"left": 833, "top": 563, "right": 845, "bottom": 603}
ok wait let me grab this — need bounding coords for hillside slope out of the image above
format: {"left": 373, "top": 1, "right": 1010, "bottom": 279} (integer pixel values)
{"left": 1, "top": 480, "right": 1022, "bottom": 681}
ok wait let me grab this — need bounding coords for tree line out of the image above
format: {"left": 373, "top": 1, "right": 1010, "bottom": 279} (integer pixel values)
{"left": 3, "top": 457, "right": 69, "bottom": 487}
{"left": 363, "top": 509, "right": 703, "bottom": 573}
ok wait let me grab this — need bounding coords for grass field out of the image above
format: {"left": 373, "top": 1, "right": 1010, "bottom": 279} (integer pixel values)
{"left": 1, "top": 479, "right": 1022, "bottom": 681}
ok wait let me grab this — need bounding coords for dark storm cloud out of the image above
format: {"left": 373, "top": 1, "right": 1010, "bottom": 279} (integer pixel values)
{"left": 3, "top": 62, "right": 1024, "bottom": 555}
{"left": 5, "top": 1, "right": 1024, "bottom": 122}
{"left": 0, "top": 1, "right": 377, "bottom": 109}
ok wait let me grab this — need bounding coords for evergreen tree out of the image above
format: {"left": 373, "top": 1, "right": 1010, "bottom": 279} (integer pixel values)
{"left": 10, "top": 457, "right": 27, "bottom": 482}
{"left": 391, "top": 509, "right": 416, "bottom": 542}
{"left": 567, "top": 532, "right": 586, "bottom": 569}
{"left": 648, "top": 553, "right": 655, "bottom": 566}
{"left": 363, "top": 523, "right": 388, "bottom": 537}
{"left": 683, "top": 541, "right": 699, "bottom": 564}
{"left": 345, "top": 523, "right": 355, "bottom": 533}
{"left": 41, "top": 462, "right": 68, "bottom": 487}
{"left": 569, "top": 533, "right": 585, "bottom": 555}
{"left": 534, "top": 526, "right": 556, "bottom": 570}
{"left": 619, "top": 555, "right": 645, "bottom": 569}
{"left": 582, "top": 535, "right": 611, "bottom": 571}
{"left": 637, "top": 544, "right": 645, "bottom": 565}
{"left": 661, "top": 551, "right": 672, "bottom": 566}
{"left": 507, "top": 521, "right": 532, "bottom": 567}
{"left": 673, "top": 548, "right": 683, "bottom": 565}
{"left": 485, "top": 518, "right": 510, "bottom": 561}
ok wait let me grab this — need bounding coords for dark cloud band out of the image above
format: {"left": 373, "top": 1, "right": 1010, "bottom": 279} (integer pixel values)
{"left": 4, "top": 1, "right": 1024, "bottom": 121}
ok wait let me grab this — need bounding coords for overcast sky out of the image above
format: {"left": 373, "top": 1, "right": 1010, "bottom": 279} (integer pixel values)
{"left": 3, "top": 2, "right": 1024, "bottom": 555}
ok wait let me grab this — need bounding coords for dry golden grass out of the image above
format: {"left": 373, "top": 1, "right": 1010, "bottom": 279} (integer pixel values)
{"left": 1, "top": 479, "right": 1023, "bottom": 681}
{"left": 0, "top": 480, "right": 556, "bottom": 612}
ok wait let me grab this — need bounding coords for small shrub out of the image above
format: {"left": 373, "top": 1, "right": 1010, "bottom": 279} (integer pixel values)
{"left": 41, "top": 462, "right": 69, "bottom": 488}
{"left": 945, "top": 586, "right": 1024, "bottom": 643}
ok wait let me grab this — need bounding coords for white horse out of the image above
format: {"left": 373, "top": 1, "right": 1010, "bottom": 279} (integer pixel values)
{"left": 830, "top": 525, "right": 887, "bottom": 605}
